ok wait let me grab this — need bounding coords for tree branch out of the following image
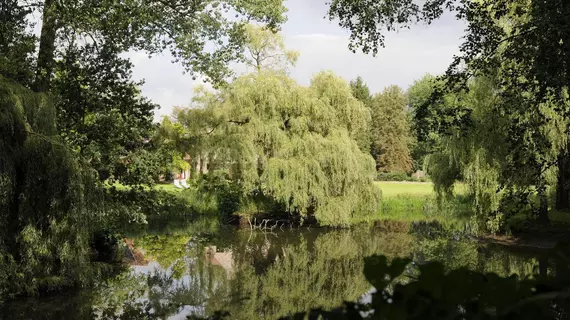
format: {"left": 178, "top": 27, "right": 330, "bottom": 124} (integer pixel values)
{"left": 228, "top": 118, "right": 250, "bottom": 125}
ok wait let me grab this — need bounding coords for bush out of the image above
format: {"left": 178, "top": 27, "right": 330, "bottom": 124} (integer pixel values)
{"left": 103, "top": 186, "right": 216, "bottom": 232}
{"left": 91, "top": 229, "right": 123, "bottom": 262}
{"left": 505, "top": 213, "right": 535, "bottom": 234}
{"left": 377, "top": 171, "right": 412, "bottom": 181}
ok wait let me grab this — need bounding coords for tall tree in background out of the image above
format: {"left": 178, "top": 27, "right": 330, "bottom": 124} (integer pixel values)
{"left": 350, "top": 76, "right": 373, "bottom": 154}
{"left": 370, "top": 85, "right": 413, "bottom": 173}
{"left": 242, "top": 24, "right": 300, "bottom": 73}
{"left": 350, "top": 76, "right": 373, "bottom": 107}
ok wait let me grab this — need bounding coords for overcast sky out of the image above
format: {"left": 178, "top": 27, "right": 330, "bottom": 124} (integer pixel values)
{"left": 125, "top": 0, "right": 466, "bottom": 122}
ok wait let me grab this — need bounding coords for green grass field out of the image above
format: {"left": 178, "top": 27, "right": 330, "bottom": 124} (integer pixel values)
{"left": 154, "top": 183, "right": 185, "bottom": 193}
{"left": 370, "top": 181, "right": 469, "bottom": 223}
{"left": 374, "top": 181, "right": 466, "bottom": 197}
{"left": 375, "top": 181, "right": 434, "bottom": 197}
{"left": 156, "top": 181, "right": 463, "bottom": 197}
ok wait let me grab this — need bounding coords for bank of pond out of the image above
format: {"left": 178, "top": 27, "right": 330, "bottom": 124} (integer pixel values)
{"left": 1, "top": 218, "right": 568, "bottom": 319}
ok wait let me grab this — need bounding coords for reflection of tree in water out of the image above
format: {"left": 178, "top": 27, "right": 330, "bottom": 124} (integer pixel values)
{"left": 410, "top": 222, "right": 543, "bottom": 278}
{"left": 0, "top": 226, "right": 551, "bottom": 319}
{"left": 205, "top": 228, "right": 417, "bottom": 319}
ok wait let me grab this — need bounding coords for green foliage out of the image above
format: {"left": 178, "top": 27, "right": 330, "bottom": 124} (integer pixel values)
{"left": 30, "top": 0, "right": 288, "bottom": 90}
{"left": 0, "top": 0, "right": 289, "bottom": 303}
{"left": 349, "top": 76, "right": 373, "bottom": 154}
{"left": 242, "top": 24, "right": 300, "bottom": 72}
{"left": 327, "top": 0, "right": 453, "bottom": 55}
{"left": 328, "top": 0, "right": 570, "bottom": 224}
{"left": 376, "top": 172, "right": 413, "bottom": 182}
{"left": 196, "top": 171, "right": 245, "bottom": 219}
{"left": 0, "top": 0, "right": 35, "bottom": 86}
{"left": 172, "top": 70, "right": 380, "bottom": 226}
{"left": 350, "top": 76, "right": 373, "bottom": 106}
{"left": 407, "top": 74, "right": 438, "bottom": 171}
{"left": 422, "top": 74, "right": 568, "bottom": 232}
{"left": 0, "top": 76, "right": 103, "bottom": 298}
{"left": 53, "top": 43, "right": 159, "bottom": 185}
{"left": 370, "top": 85, "right": 413, "bottom": 173}
{"left": 91, "top": 229, "right": 123, "bottom": 263}
{"left": 103, "top": 185, "right": 219, "bottom": 229}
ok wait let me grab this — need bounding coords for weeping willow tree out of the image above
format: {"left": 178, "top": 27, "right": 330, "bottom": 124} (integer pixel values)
{"left": 422, "top": 74, "right": 569, "bottom": 233}
{"left": 0, "top": 76, "right": 102, "bottom": 299}
{"left": 181, "top": 70, "right": 378, "bottom": 226}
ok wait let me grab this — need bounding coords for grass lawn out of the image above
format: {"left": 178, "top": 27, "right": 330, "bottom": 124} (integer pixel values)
{"left": 375, "top": 181, "right": 433, "bottom": 197}
{"left": 375, "top": 181, "right": 466, "bottom": 198}
{"left": 110, "top": 182, "right": 190, "bottom": 194}
{"left": 154, "top": 183, "right": 185, "bottom": 193}
{"left": 155, "top": 180, "right": 465, "bottom": 198}
{"left": 369, "top": 181, "right": 469, "bottom": 223}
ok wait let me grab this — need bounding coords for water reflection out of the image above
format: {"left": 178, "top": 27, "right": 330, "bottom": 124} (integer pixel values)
{"left": 0, "top": 225, "right": 549, "bottom": 319}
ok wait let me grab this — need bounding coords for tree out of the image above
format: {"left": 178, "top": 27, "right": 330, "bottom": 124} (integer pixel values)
{"left": 166, "top": 104, "right": 225, "bottom": 176}
{"left": 421, "top": 74, "right": 568, "bottom": 233}
{"left": 407, "top": 74, "right": 438, "bottom": 171}
{"left": 53, "top": 42, "right": 159, "bottom": 184}
{"left": 350, "top": 76, "right": 373, "bottom": 153}
{"left": 0, "top": 0, "right": 35, "bottom": 86}
{"left": 370, "top": 85, "right": 413, "bottom": 173}
{"left": 31, "top": 0, "right": 286, "bottom": 93}
{"left": 176, "top": 70, "right": 379, "bottom": 226}
{"left": 350, "top": 76, "right": 373, "bottom": 107}
{"left": 0, "top": 76, "right": 103, "bottom": 298}
{"left": 311, "top": 72, "right": 372, "bottom": 155}
{"left": 242, "top": 24, "right": 300, "bottom": 73}
{"left": 0, "top": 0, "right": 288, "bottom": 300}
{"left": 327, "top": 0, "right": 570, "bottom": 218}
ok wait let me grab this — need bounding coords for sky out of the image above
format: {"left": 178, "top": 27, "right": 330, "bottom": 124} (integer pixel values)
{"left": 124, "top": 0, "right": 467, "bottom": 122}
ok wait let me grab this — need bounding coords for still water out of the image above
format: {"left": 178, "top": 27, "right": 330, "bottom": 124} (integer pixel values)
{"left": 0, "top": 221, "right": 546, "bottom": 319}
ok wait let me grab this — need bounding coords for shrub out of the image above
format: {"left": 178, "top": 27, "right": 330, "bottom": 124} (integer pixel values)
{"left": 505, "top": 213, "right": 535, "bottom": 234}
{"left": 91, "top": 229, "right": 123, "bottom": 262}
{"left": 377, "top": 171, "right": 412, "bottom": 181}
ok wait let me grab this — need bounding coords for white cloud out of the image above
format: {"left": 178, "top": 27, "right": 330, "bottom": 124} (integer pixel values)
{"left": 285, "top": 20, "right": 464, "bottom": 93}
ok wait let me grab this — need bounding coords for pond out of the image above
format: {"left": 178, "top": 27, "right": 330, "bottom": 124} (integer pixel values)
{"left": 0, "top": 221, "right": 549, "bottom": 319}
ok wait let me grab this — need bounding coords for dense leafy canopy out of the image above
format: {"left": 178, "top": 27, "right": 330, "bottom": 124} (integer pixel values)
{"left": 0, "top": 0, "right": 35, "bottom": 87}
{"left": 349, "top": 76, "right": 373, "bottom": 154}
{"left": 169, "top": 70, "right": 379, "bottom": 226}
{"left": 241, "top": 24, "right": 300, "bottom": 73}
{"left": 30, "top": 0, "right": 287, "bottom": 91}
{"left": 407, "top": 74, "right": 438, "bottom": 171}
{"left": 54, "top": 42, "right": 160, "bottom": 184}
{"left": 0, "top": 76, "right": 104, "bottom": 298}
{"left": 370, "top": 85, "right": 413, "bottom": 173}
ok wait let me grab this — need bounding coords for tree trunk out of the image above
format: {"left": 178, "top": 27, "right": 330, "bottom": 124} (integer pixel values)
{"left": 556, "top": 149, "right": 570, "bottom": 210}
{"left": 33, "top": 0, "right": 58, "bottom": 93}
